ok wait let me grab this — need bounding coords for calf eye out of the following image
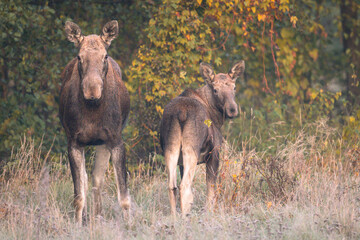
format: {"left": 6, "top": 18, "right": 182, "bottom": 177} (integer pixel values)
{"left": 77, "top": 55, "right": 81, "bottom": 61}
{"left": 105, "top": 55, "right": 108, "bottom": 60}
{"left": 214, "top": 89, "right": 217, "bottom": 94}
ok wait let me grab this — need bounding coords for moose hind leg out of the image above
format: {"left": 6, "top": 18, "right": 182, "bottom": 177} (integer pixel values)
{"left": 179, "top": 146, "right": 198, "bottom": 217}
{"left": 111, "top": 140, "right": 131, "bottom": 213}
{"left": 92, "top": 145, "right": 110, "bottom": 216}
{"left": 164, "top": 142, "right": 181, "bottom": 216}
{"left": 68, "top": 144, "right": 88, "bottom": 224}
{"left": 206, "top": 150, "right": 219, "bottom": 211}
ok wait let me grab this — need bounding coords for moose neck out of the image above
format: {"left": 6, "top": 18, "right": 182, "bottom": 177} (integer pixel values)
{"left": 196, "top": 85, "right": 225, "bottom": 128}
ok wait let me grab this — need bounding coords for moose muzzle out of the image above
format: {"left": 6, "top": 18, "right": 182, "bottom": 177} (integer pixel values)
{"left": 82, "top": 76, "right": 103, "bottom": 102}
{"left": 225, "top": 101, "right": 238, "bottom": 119}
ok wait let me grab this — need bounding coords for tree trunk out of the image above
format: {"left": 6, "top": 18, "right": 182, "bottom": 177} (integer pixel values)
{"left": 340, "top": 0, "right": 359, "bottom": 100}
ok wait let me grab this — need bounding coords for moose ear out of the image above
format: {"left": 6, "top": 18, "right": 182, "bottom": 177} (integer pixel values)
{"left": 228, "top": 60, "right": 245, "bottom": 81}
{"left": 200, "top": 62, "right": 215, "bottom": 84}
{"left": 101, "top": 20, "right": 119, "bottom": 47}
{"left": 64, "top": 21, "right": 84, "bottom": 47}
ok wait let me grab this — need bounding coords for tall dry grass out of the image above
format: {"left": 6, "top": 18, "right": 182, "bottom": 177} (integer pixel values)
{"left": 0, "top": 120, "right": 359, "bottom": 239}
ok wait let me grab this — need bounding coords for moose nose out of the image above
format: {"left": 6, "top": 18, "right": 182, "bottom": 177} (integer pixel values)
{"left": 82, "top": 76, "right": 103, "bottom": 102}
{"left": 226, "top": 105, "right": 238, "bottom": 118}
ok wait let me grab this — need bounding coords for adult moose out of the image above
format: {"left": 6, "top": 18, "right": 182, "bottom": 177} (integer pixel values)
{"left": 160, "top": 61, "right": 245, "bottom": 217}
{"left": 59, "top": 21, "right": 130, "bottom": 224}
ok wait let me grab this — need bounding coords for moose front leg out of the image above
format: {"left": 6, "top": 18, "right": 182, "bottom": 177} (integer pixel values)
{"left": 111, "top": 139, "right": 131, "bottom": 214}
{"left": 68, "top": 143, "right": 88, "bottom": 224}
{"left": 206, "top": 149, "right": 219, "bottom": 211}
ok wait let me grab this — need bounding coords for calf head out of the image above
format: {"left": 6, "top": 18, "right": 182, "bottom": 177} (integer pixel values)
{"left": 200, "top": 61, "right": 245, "bottom": 118}
{"left": 65, "top": 21, "right": 119, "bottom": 103}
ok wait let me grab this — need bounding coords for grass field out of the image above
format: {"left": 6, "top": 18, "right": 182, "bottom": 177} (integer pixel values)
{"left": 0, "top": 120, "right": 359, "bottom": 239}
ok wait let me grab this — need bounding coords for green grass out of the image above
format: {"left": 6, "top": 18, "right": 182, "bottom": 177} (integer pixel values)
{"left": 0, "top": 120, "right": 359, "bottom": 239}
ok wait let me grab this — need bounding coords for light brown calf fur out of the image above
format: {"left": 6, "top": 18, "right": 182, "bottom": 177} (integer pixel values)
{"left": 59, "top": 21, "right": 130, "bottom": 224}
{"left": 160, "top": 61, "right": 245, "bottom": 217}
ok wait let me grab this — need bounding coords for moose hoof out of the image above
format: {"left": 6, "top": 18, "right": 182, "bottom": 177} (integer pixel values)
{"left": 120, "top": 195, "right": 131, "bottom": 210}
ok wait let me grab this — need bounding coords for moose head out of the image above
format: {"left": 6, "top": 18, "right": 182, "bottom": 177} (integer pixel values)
{"left": 200, "top": 61, "right": 245, "bottom": 119}
{"left": 65, "top": 20, "right": 119, "bottom": 103}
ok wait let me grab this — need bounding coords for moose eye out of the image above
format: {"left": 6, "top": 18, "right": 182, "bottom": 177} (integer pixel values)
{"left": 214, "top": 89, "right": 217, "bottom": 94}
{"left": 105, "top": 55, "right": 108, "bottom": 60}
{"left": 77, "top": 55, "right": 81, "bottom": 61}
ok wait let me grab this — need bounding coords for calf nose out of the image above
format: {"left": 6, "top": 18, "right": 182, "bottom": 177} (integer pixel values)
{"left": 226, "top": 105, "right": 238, "bottom": 118}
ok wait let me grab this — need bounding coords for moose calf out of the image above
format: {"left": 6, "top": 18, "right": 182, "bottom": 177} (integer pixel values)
{"left": 160, "top": 61, "right": 245, "bottom": 216}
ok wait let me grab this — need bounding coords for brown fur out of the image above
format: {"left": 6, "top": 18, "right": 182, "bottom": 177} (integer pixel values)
{"left": 160, "top": 61, "right": 245, "bottom": 217}
{"left": 59, "top": 21, "right": 130, "bottom": 224}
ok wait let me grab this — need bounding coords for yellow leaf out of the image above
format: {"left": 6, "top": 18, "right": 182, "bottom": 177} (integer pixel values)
{"left": 335, "top": 91, "right": 342, "bottom": 100}
{"left": 349, "top": 116, "right": 355, "bottom": 123}
{"left": 309, "top": 49, "right": 318, "bottom": 61}
{"left": 159, "top": 90, "right": 166, "bottom": 96}
{"left": 180, "top": 71, "right": 186, "bottom": 79}
{"left": 149, "top": 130, "right": 158, "bottom": 137}
{"left": 204, "top": 119, "right": 212, "bottom": 127}
{"left": 310, "top": 92, "right": 318, "bottom": 100}
{"left": 45, "top": 95, "right": 54, "bottom": 107}
{"left": 145, "top": 95, "right": 154, "bottom": 102}
{"left": 266, "top": 201, "right": 272, "bottom": 209}
{"left": 257, "top": 14, "right": 266, "bottom": 22}
{"left": 156, "top": 105, "right": 164, "bottom": 115}
{"left": 290, "top": 16, "right": 298, "bottom": 27}
{"left": 197, "top": 0, "right": 202, "bottom": 5}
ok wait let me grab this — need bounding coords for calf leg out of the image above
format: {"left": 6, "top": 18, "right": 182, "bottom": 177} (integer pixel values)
{"left": 179, "top": 146, "right": 198, "bottom": 217}
{"left": 164, "top": 143, "right": 181, "bottom": 216}
{"left": 68, "top": 143, "right": 88, "bottom": 224}
{"left": 206, "top": 150, "right": 219, "bottom": 211}
{"left": 111, "top": 139, "right": 131, "bottom": 213}
{"left": 92, "top": 145, "right": 110, "bottom": 216}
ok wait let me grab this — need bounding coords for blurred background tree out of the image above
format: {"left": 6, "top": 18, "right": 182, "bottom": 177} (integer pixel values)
{"left": 0, "top": 0, "right": 359, "bottom": 169}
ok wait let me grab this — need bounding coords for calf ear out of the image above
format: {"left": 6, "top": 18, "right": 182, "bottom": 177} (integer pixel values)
{"left": 64, "top": 21, "right": 84, "bottom": 47}
{"left": 228, "top": 60, "right": 245, "bottom": 81}
{"left": 200, "top": 62, "right": 215, "bottom": 84}
{"left": 101, "top": 20, "right": 119, "bottom": 47}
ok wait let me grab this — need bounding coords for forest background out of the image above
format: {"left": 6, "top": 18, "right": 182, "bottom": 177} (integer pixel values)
{"left": 1, "top": 0, "right": 359, "bottom": 168}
